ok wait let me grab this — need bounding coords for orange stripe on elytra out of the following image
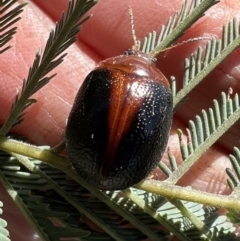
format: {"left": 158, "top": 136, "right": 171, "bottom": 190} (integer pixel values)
{"left": 102, "top": 70, "right": 147, "bottom": 178}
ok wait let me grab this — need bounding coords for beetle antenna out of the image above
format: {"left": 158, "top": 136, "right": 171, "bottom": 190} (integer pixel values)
{"left": 149, "top": 37, "right": 211, "bottom": 58}
{"left": 128, "top": 6, "right": 139, "bottom": 50}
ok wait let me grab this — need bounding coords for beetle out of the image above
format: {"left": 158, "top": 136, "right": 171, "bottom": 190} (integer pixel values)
{"left": 66, "top": 10, "right": 173, "bottom": 190}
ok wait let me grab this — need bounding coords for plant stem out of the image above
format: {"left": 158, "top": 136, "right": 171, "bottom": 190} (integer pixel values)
{"left": 167, "top": 107, "right": 240, "bottom": 184}
{"left": 0, "top": 136, "right": 240, "bottom": 211}
{"left": 0, "top": 136, "right": 70, "bottom": 170}
{"left": 0, "top": 170, "right": 51, "bottom": 241}
{"left": 136, "top": 179, "right": 240, "bottom": 211}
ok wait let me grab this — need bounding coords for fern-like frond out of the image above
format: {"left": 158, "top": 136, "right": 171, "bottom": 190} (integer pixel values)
{"left": 0, "top": 151, "right": 122, "bottom": 240}
{"left": 227, "top": 148, "right": 240, "bottom": 189}
{"left": 0, "top": 138, "right": 174, "bottom": 240}
{"left": 165, "top": 90, "right": 240, "bottom": 183}
{"left": 225, "top": 147, "right": 240, "bottom": 226}
{"left": 0, "top": 0, "right": 98, "bottom": 136}
{"left": 0, "top": 0, "right": 27, "bottom": 54}
{"left": 173, "top": 17, "right": 240, "bottom": 107}
{"left": 164, "top": 203, "right": 236, "bottom": 240}
{"left": 0, "top": 148, "right": 176, "bottom": 241}
{"left": 1, "top": 146, "right": 238, "bottom": 241}
{"left": 140, "top": 0, "right": 219, "bottom": 56}
{"left": 123, "top": 189, "right": 237, "bottom": 240}
{"left": 183, "top": 205, "right": 237, "bottom": 241}
{"left": 0, "top": 201, "right": 10, "bottom": 241}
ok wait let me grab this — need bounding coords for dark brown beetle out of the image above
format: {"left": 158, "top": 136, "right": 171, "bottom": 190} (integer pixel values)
{"left": 66, "top": 10, "right": 173, "bottom": 190}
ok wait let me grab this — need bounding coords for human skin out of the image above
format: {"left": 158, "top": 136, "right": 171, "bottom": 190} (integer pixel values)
{"left": 0, "top": 0, "right": 240, "bottom": 240}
